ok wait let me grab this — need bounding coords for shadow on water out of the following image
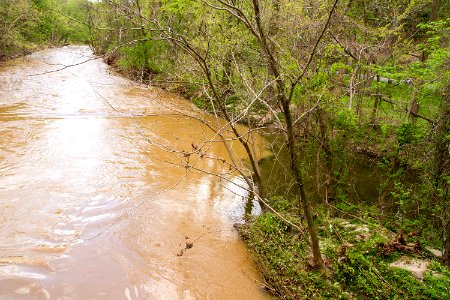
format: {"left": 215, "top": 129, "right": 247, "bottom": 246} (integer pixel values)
{"left": 257, "top": 132, "right": 421, "bottom": 219}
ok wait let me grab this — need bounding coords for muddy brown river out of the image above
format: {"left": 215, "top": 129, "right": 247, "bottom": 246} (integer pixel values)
{"left": 0, "top": 46, "right": 269, "bottom": 299}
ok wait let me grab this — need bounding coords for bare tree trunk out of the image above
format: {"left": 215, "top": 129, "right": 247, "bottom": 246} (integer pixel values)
{"left": 265, "top": 0, "right": 280, "bottom": 105}
{"left": 433, "top": 86, "right": 450, "bottom": 266}
{"left": 356, "top": 68, "right": 370, "bottom": 123}
{"left": 444, "top": 221, "right": 450, "bottom": 267}
{"left": 348, "top": 65, "right": 358, "bottom": 109}
{"left": 284, "top": 100, "right": 324, "bottom": 267}
{"left": 370, "top": 74, "right": 381, "bottom": 124}
{"left": 431, "top": 0, "right": 441, "bottom": 22}
{"left": 316, "top": 106, "right": 334, "bottom": 202}
{"left": 251, "top": 0, "right": 325, "bottom": 267}
{"left": 423, "top": 0, "right": 441, "bottom": 61}
{"left": 408, "top": 99, "right": 419, "bottom": 123}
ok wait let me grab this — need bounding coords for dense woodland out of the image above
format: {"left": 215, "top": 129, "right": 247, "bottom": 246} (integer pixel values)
{"left": 1, "top": 0, "right": 450, "bottom": 298}
{"left": 0, "top": 0, "right": 90, "bottom": 59}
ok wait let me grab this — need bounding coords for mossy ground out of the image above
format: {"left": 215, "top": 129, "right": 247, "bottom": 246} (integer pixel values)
{"left": 239, "top": 208, "right": 450, "bottom": 299}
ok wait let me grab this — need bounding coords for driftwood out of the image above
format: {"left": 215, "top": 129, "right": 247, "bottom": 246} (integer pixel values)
{"left": 378, "top": 231, "right": 422, "bottom": 257}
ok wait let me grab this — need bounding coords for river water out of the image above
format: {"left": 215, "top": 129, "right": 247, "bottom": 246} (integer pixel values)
{"left": 0, "top": 46, "right": 269, "bottom": 299}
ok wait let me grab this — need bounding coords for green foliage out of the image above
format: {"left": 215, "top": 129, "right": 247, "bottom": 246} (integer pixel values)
{"left": 161, "top": 0, "right": 197, "bottom": 15}
{"left": 0, "top": 0, "right": 91, "bottom": 58}
{"left": 424, "top": 261, "right": 450, "bottom": 298}
{"left": 242, "top": 213, "right": 341, "bottom": 299}
{"left": 309, "top": 71, "right": 330, "bottom": 91}
{"left": 417, "top": 19, "right": 450, "bottom": 52}
{"left": 335, "top": 202, "right": 356, "bottom": 213}
{"left": 117, "top": 40, "right": 169, "bottom": 74}
{"left": 336, "top": 246, "right": 450, "bottom": 299}
{"left": 271, "top": 196, "right": 292, "bottom": 212}
{"left": 243, "top": 205, "right": 450, "bottom": 299}
{"left": 396, "top": 123, "right": 417, "bottom": 146}
{"left": 330, "top": 62, "right": 352, "bottom": 76}
{"left": 83, "top": 1, "right": 450, "bottom": 298}
{"left": 335, "top": 109, "right": 357, "bottom": 130}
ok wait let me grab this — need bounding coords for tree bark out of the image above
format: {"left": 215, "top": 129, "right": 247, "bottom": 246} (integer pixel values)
{"left": 433, "top": 86, "right": 450, "bottom": 266}
{"left": 423, "top": 0, "right": 441, "bottom": 61}
{"left": 283, "top": 100, "right": 324, "bottom": 267}
{"left": 370, "top": 74, "right": 381, "bottom": 124}
{"left": 250, "top": 0, "right": 324, "bottom": 267}
{"left": 444, "top": 221, "right": 450, "bottom": 267}
{"left": 316, "top": 106, "right": 335, "bottom": 202}
{"left": 431, "top": 0, "right": 441, "bottom": 22}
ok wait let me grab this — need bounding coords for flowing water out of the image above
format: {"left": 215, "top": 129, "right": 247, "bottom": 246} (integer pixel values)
{"left": 0, "top": 46, "right": 269, "bottom": 299}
